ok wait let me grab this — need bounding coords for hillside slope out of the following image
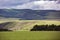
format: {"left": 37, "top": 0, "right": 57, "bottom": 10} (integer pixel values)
{"left": 0, "top": 9, "right": 60, "bottom": 20}
{"left": 0, "top": 20, "right": 60, "bottom": 31}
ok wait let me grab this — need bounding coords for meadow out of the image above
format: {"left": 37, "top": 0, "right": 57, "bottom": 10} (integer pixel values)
{"left": 0, "top": 31, "right": 60, "bottom": 40}
{"left": 0, "top": 19, "right": 60, "bottom": 31}
{"left": 0, "top": 19, "right": 60, "bottom": 40}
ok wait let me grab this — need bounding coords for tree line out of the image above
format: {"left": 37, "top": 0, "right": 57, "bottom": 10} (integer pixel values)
{"left": 30, "top": 24, "right": 60, "bottom": 31}
{"left": 0, "top": 22, "right": 12, "bottom": 31}
{"left": 0, "top": 29, "right": 12, "bottom": 31}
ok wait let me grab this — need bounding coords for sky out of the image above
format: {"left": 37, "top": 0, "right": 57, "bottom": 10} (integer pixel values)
{"left": 0, "top": 0, "right": 60, "bottom": 10}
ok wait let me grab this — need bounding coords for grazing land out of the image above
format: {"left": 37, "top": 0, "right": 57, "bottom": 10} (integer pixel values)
{"left": 0, "top": 19, "right": 60, "bottom": 31}
{"left": 0, "top": 31, "right": 60, "bottom": 40}
{"left": 0, "top": 19, "right": 60, "bottom": 40}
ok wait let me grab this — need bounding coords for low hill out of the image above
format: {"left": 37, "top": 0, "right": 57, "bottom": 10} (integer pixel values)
{"left": 0, "top": 19, "right": 60, "bottom": 31}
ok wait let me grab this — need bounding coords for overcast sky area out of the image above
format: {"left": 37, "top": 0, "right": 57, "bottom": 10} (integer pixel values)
{"left": 0, "top": 0, "right": 60, "bottom": 10}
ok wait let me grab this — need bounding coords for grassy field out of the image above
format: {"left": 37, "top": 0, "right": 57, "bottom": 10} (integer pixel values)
{"left": 0, "top": 19, "right": 60, "bottom": 40}
{"left": 0, "top": 31, "right": 60, "bottom": 40}
{"left": 0, "top": 19, "right": 60, "bottom": 31}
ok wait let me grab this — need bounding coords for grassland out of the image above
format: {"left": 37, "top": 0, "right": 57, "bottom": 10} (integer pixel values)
{"left": 0, "top": 19, "right": 60, "bottom": 31}
{"left": 0, "top": 19, "right": 60, "bottom": 40}
{"left": 0, "top": 31, "right": 60, "bottom": 40}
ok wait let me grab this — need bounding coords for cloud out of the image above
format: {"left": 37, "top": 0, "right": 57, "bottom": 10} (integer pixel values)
{"left": 4, "top": 1, "right": 60, "bottom": 10}
{"left": 0, "top": 0, "right": 32, "bottom": 6}
{"left": 0, "top": 0, "right": 60, "bottom": 10}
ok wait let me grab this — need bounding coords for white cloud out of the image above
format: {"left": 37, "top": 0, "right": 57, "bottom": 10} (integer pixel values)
{"left": 0, "top": 0, "right": 60, "bottom": 10}
{"left": 0, "top": 0, "right": 31, "bottom": 6}
{"left": 4, "top": 1, "right": 60, "bottom": 10}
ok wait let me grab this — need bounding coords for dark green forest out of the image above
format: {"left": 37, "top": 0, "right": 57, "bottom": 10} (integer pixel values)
{"left": 31, "top": 24, "right": 60, "bottom": 31}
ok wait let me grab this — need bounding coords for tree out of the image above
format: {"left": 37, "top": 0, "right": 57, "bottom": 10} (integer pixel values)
{"left": 30, "top": 24, "right": 60, "bottom": 31}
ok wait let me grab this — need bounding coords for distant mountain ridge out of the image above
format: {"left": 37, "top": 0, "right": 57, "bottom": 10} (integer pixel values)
{"left": 0, "top": 9, "right": 60, "bottom": 20}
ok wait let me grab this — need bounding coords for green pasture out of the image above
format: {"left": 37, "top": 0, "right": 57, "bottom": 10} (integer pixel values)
{"left": 0, "top": 31, "right": 60, "bottom": 40}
